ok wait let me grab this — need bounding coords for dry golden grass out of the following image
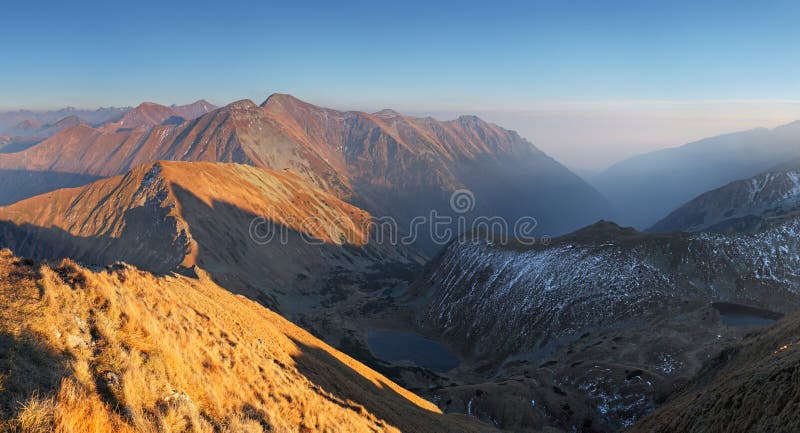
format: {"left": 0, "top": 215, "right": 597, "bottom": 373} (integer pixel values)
{"left": 0, "top": 250, "right": 491, "bottom": 433}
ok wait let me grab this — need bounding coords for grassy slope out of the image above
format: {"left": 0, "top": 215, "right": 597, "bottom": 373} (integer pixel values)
{"left": 0, "top": 250, "right": 492, "bottom": 433}
{"left": 631, "top": 307, "right": 800, "bottom": 433}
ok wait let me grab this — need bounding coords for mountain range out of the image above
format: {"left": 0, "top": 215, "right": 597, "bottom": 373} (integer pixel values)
{"left": 3, "top": 94, "right": 800, "bottom": 433}
{"left": 0, "top": 116, "right": 87, "bottom": 154}
{"left": 592, "top": 121, "right": 800, "bottom": 228}
{"left": 399, "top": 145, "right": 800, "bottom": 430}
{"left": 0, "top": 94, "right": 612, "bottom": 253}
{"left": 651, "top": 161, "right": 800, "bottom": 233}
{"left": 0, "top": 106, "right": 130, "bottom": 133}
{"left": 0, "top": 161, "right": 419, "bottom": 313}
{"left": 418, "top": 218, "right": 800, "bottom": 359}
{"left": 407, "top": 215, "right": 800, "bottom": 430}
{"left": 0, "top": 100, "right": 218, "bottom": 198}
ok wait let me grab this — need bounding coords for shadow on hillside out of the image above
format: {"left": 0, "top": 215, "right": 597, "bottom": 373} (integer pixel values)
{"left": 0, "top": 183, "right": 404, "bottom": 312}
{"left": 0, "top": 170, "right": 101, "bottom": 206}
{"left": 0, "top": 182, "right": 422, "bottom": 327}
{"left": 288, "top": 336, "right": 483, "bottom": 433}
{"left": 169, "top": 183, "right": 420, "bottom": 310}
{"left": 349, "top": 152, "right": 616, "bottom": 256}
{"left": 0, "top": 331, "right": 68, "bottom": 419}
{"left": 0, "top": 213, "right": 184, "bottom": 276}
{"left": 0, "top": 139, "right": 40, "bottom": 154}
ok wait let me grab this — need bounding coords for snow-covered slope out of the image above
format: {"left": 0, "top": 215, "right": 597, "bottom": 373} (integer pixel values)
{"left": 651, "top": 168, "right": 800, "bottom": 233}
{"left": 417, "top": 221, "right": 800, "bottom": 360}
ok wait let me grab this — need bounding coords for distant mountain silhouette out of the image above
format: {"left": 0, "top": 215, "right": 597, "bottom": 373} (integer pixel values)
{"left": 592, "top": 121, "right": 800, "bottom": 228}
{"left": 651, "top": 160, "right": 800, "bottom": 233}
{"left": 97, "top": 100, "right": 215, "bottom": 132}
{"left": 170, "top": 99, "right": 217, "bottom": 119}
{"left": 0, "top": 106, "right": 130, "bottom": 133}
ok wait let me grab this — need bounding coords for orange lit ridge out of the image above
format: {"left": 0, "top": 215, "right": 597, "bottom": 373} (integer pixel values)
{"left": 0, "top": 161, "right": 372, "bottom": 247}
{"left": 0, "top": 250, "right": 492, "bottom": 433}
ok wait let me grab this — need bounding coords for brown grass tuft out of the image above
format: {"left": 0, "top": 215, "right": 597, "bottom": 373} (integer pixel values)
{"left": 0, "top": 251, "right": 492, "bottom": 433}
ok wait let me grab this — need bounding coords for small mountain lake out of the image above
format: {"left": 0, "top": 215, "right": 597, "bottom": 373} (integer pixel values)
{"left": 367, "top": 330, "right": 459, "bottom": 372}
{"left": 712, "top": 302, "right": 782, "bottom": 328}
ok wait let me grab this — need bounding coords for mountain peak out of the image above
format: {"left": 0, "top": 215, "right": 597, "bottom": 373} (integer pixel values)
{"left": 5, "top": 119, "right": 45, "bottom": 137}
{"left": 373, "top": 108, "right": 403, "bottom": 118}
{"left": 260, "top": 94, "right": 327, "bottom": 116}
{"left": 170, "top": 100, "right": 218, "bottom": 119}
{"left": 0, "top": 160, "right": 377, "bottom": 276}
{"left": 225, "top": 99, "right": 259, "bottom": 111}
{"left": 127, "top": 102, "right": 178, "bottom": 117}
{"left": 189, "top": 99, "right": 215, "bottom": 110}
{"left": 51, "top": 115, "right": 85, "bottom": 128}
{"left": 456, "top": 114, "right": 483, "bottom": 124}
{"left": 551, "top": 219, "right": 641, "bottom": 245}
{"left": 774, "top": 119, "right": 800, "bottom": 131}
{"left": 171, "top": 99, "right": 213, "bottom": 108}
{"left": 12, "top": 119, "right": 42, "bottom": 130}
{"left": 260, "top": 92, "right": 303, "bottom": 107}
{"left": 100, "top": 102, "right": 183, "bottom": 131}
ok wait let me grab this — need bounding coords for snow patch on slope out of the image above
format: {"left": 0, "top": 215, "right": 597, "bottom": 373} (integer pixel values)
{"left": 421, "top": 219, "right": 800, "bottom": 359}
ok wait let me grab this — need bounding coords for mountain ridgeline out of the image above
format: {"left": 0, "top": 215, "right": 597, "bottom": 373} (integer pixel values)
{"left": 0, "top": 101, "right": 216, "bottom": 155}
{"left": 409, "top": 216, "right": 800, "bottom": 431}
{"left": 0, "top": 161, "right": 419, "bottom": 313}
{"left": 592, "top": 121, "right": 800, "bottom": 229}
{"left": 4, "top": 95, "right": 800, "bottom": 433}
{"left": 0, "top": 106, "right": 131, "bottom": 133}
{"left": 0, "top": 250, "right": 492, "bottom": 433}
{"left": 416, "top": 220, "right": 800, "bottom": 361}
{"left": 651, "top": 163, "right": 800, "bottom": 233}
{"left": 0, "top": 94, "right": 611, "bottom": 252}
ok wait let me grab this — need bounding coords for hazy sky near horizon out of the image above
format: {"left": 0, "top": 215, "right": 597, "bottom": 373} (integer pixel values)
{"left": 418, "top": 100, "right": 800, "bottom": 172}
{"left": 2, "top": 0, "right": 800, "bottom": 170}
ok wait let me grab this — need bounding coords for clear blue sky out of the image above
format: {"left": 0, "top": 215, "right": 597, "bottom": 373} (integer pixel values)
{"left": 2, "top": 0, "right": 799, "bottom": 110}
{"left": 3, "top": 1, "right": 800, "bottom": 170}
